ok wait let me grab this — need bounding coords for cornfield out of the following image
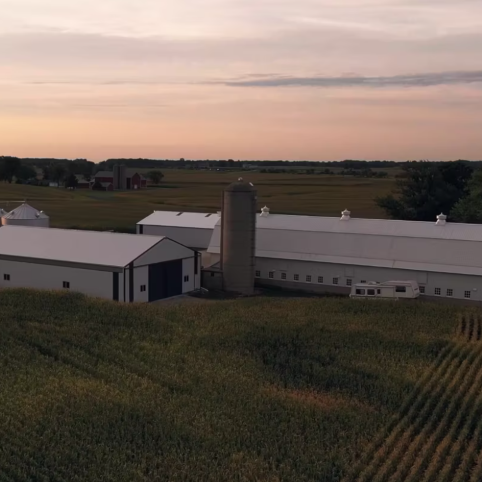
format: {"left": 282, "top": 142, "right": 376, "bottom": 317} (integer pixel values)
{"left": 344, "top": 312, "right": 482, "bottom": 482}
{"left": 0, "top": 289, "right": 462, "bottom": 481}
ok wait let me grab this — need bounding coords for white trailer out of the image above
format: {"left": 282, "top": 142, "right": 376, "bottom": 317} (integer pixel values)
{"left": 350, "top": 280, "right": 420, "bottom": 300}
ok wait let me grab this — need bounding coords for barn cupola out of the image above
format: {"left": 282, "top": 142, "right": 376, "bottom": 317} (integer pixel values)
{"left": 260, "top": 206, "right": 270, "bottom": 217}
{"left": 436, "top": 213, "right": 447, "bottom": 226}
{"left": 340, "top": 209, "right": 351, "bottom": 221}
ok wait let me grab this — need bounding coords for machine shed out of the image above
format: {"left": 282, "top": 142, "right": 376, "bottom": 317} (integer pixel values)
{"left": 137, "top": 211, "right": 219, "bottom": 249}
{"left": 0, "top": 226, "right": 200, "bottom": 302}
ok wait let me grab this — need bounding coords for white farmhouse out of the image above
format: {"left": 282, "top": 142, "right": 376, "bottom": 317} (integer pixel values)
{"left": 0, "top": 226, "right": 200, "bottom": 302}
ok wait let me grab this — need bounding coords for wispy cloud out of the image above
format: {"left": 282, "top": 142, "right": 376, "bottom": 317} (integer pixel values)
{"left": 222, "top": 71, "right": 482, "bottom": 88}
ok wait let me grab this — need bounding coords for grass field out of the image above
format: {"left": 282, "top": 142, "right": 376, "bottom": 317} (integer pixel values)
{"left": 0, "top": 289, "right": 465, "bottom": 481}
{"left": 0, "top": 170, "right": 394, "bottom": 230}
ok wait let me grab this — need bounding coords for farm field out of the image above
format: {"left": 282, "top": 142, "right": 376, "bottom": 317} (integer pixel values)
{"left": 0, "top": 170, "right": 395, "bottom": 230}
{"left": 0, "top": 289, "right": 468, "bottom": 481}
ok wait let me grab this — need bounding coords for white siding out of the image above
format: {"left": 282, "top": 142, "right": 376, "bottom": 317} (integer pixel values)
{"left": 141, "top": 225, "right": 213, "bottom": 249}
{"left": 254, "top": 258, "right": 482, "bottom": 302}
{"left": 133, "top": 266, "right": 149, "bottom": 302}
{"left": 134, "top": 238, "right": 194, "bottom": 267}
{"left": 182, "top": 258, "right": 196, "bottom": 293}
{"left": 0, "top": 260, "right": 114, "bottom": 300}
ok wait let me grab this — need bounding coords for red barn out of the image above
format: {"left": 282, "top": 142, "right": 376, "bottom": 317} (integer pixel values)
{"left": 93, "top": 169, "right": 147, "bottom": 190}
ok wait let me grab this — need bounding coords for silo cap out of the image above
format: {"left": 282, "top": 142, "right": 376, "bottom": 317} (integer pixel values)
{"left": 225, "top": 178, "right": 256, "bottom": 192}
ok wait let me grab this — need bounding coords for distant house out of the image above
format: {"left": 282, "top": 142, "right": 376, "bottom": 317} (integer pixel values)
{"left": 93, "top": 168, "right": 147, "bottom": 190}
{"left": 75, "top": 176, "right": 91, "bottom": 189}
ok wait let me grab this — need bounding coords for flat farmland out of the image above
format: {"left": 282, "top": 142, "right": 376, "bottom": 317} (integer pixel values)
{"left": 0, "top": 170, "right": 395, "bottom": 230}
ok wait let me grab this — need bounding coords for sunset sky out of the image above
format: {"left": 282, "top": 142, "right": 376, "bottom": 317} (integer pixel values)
{"left": 1, "top": 0, "right": 481, "bottom": 162}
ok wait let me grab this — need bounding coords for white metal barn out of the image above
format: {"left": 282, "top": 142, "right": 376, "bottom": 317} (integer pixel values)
{"left": 137, "top": 211, "right": 219, "bottom": 249}
{"left": 0, "top": 226, "right": 200, "bottom": 302}
{"left": 1, "top": 203, "right": 50, "bottom": 227}
{"left": 205, "top": 208, "right": 482, "bottom": 303}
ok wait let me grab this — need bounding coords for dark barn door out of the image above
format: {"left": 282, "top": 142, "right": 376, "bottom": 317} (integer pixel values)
{"left": 148, "top": 259, "right": 183, "bottom": 302}
{"left": 126, "top": 178, "right": 131, "bottom": 190}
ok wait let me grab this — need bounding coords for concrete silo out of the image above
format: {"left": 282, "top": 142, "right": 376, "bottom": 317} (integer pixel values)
{"left": 221, "top": 178, "right": 257, "bottom": 295}
{"left": 113, "top": 164, "right": 127, "bottom": 190}
{"left": 1, "top": 203, "right": 50, "bottom": 228}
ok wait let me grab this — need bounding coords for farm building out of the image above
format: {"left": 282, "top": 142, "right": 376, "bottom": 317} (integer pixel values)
{"left": 139, "top": 204, "right": 482, "bottom": 303}
{"left": 1, "top": 203, "right": 49, "bottom": 228}
{"left": 0, "top": 226, "right": 200, "bottom": 302}
{"left": 137, "top": 211, "right": 220, "bottom": 250}
{"left": 93, "top": 168, "right": 147, "bottom": 190}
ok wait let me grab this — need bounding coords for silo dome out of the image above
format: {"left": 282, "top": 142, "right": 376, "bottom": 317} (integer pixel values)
{"left": 1, "top": 203, "right": 50, "bottom": 228}
{"left": 221, "top": 178, "right": 257, "bottom": 295}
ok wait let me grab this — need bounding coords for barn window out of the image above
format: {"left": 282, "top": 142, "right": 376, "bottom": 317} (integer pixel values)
{"left": 333, "top": 278, "right": 339, "bottom": 285}
{"left": 281, "top": 272, "right": 287, "bottom": 280}
{"left": 184, "top": 275, "right": 190, "bottom": 283}
{"left": 306, "top": 275, "right": 312, "bottom": 283}
{"left": 447, "top": 289, "right": 453, "bottom": 297}
{"left": 435, "top": 287, "right": 441, "bottom": 296}
{"left": 269, "top": 271, "right": 274, "bottom": 279}
{"left": 63, "top": 281, "right": 70, "bottom": 289}
{"left": 140, "top": 285, "right": 146, "bottom": 292}
{"left": 356, "top": 289, "right": 365, "bottom": 295}
{"left": 465, "top": 291, "right": 472, "bottom": 299}
{"left": 395, "top": 286, "right": 406, "bottom": 293}
{"left": 255, "top": 271, "right": 260, "bottom": 278}
{"left": 367, "top": 289, "right": 375, "bottom": 296}
{"left": 346, "top": 279, "right": 352, "bottom": 286}
{"left": 360, "top": 280, "right": 366, "bottom": 283}
{"left": 318, "top": 276, "right": 323, "bottom": 284}
{"left": 294, "top": 274, "right": 300, "bottom": 281}
{"left": 420, "top": 286, "right": 425, "bottom": 294}
{"left": 3, "top": 274, "right": 10, "bottom": 281}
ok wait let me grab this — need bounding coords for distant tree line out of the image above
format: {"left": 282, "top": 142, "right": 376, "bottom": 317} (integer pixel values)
{"left": 376, "top": 161, "right": 482, "bottom": 223}
{"left": 0, "top": 156, "right": 95, "bottom": 187}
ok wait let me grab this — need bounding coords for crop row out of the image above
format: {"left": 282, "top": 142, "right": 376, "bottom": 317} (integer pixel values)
{"left": 345, "top": 314, "right": 482, "bottom": 482}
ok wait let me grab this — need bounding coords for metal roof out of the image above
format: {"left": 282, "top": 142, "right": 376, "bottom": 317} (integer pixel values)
{"left": 253, "top": 213, "right": 482, "bottom": 241}
{"left": 0, "top": 226, "right": 166, "bottom": 268}
{"left": 138, "top": 211, "right": 220, "bottom": 229}
{"left": 95, "top": 170, "right": 147, "bottom": 180}
{"left": 3, "top": 203, "right": 49, "bottom": 220}
{"left": 207, "top": 213, "right": 482, "bottom": 275}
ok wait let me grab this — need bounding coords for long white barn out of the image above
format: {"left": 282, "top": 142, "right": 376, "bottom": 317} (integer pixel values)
{"left": 0, "top": 226, "right": 200, "bottom": 302}
{"left": 138, "top": 208, "right": 482, "bottom": 302}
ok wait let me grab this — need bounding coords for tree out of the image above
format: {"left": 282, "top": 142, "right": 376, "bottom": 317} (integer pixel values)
{"left": 146, "top": 170, "right": 164, "bottom": 184}
{"left": 376, "top": 161, "right": 473, "bottom": 221}
{"left": 16, "top": 164, "right": 37, "bottom": 181}
{"left": 65, "top": 173, "right": 79, "bottom": 189}
{"left": 51, "top": 164, "right": 66, "bottom": 183}
{"left": 451, "top": 169, "right": 482, "bottom": 223}
{"left": 0, "top": 157, "right": 21, "bottom": 183}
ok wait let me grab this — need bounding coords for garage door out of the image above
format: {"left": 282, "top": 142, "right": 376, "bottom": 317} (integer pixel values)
{"left": 148, "top": 259, "right": 183, "bottom": 302}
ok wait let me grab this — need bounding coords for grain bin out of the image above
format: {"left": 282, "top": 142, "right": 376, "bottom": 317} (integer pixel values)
{"left": 221, "top": 178, "right": 257, "bottom": 295}
{"left": 1, "top": 203, "right": 50, "bottom": 228}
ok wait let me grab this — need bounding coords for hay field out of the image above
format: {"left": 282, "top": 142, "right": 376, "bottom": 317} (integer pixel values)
{"left": 0, "top": 170, "right": 394, "bottom": 230}
{"left": 0, "top": 290, "right": 461, "bottom": 481}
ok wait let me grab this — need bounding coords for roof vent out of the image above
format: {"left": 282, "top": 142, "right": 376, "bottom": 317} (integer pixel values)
{"left": 436, "top": 213, "right": 447, "bottom": 226}
{"left": 260, "top": 206, "right": 270, "bottom": 217}
{"left": 340, "top": 209, "right": 351, "bottom": 221}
